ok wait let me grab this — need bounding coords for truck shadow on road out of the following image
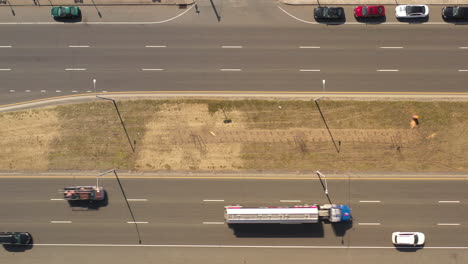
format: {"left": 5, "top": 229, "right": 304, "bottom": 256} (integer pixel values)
{"left": 330, "top": 220, "right": 353, "bottom": 237}
{"left": 228, "top": 223, "right": 324, "bottom": 238}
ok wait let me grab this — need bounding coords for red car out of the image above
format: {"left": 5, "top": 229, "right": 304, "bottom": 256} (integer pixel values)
{"left": 354, "top": 5, "right": 385, "bottom": 17}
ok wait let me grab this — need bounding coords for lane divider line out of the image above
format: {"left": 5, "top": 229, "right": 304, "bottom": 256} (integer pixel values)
{"left": 9, "top": 90, "right": 14, "bottom": 92}
{"left": 220, "top": 69, "right": 242, "bottom": 71}
{"left": 141, "top": 69, "right": 164, "bottom": 71}
{"left": 280, "top": 200, "right": 301, "bottom": 203}
{"left": 203, "top": 222, "right": 224, "bottom": 225}
{"left": 380, "top": 47, "right": 403, "bottom": 49}
{"left": 0, "top": 46, "right": 12, "bottom": 48}
{"left": 377, "top": 69, "right": 399, "bottom": 72}
{"left": 299, "top": 46, "right": 320, "bottom": 49}
{"left": 437, "top": 223, "right": 461, "bottom": 226}
{"left": 458, "top": 47, "right": 468, "bottom": 49}
{"left": 145, "top": 45, "right": 167, "bottom": 48}
{"left": 458, "top": 70, "right": 468, "bottom": 72}
{"left": 51, "top": 221, "right": 72, "bottom": 224}
{"left": 41, "top": 90, "right": 46, "bottom": 93}
{"left": 65, "top": 68, "right": 87, "bottom": 71}
{"left": 127, "top": 199, "right": 148, "bottom": 202}
{"left": 127, "top": 221, "right": 149, "bottom": 224}
{"left": 0, "top": 68, "right": 11, "bottom": 71}
{"left": 69, "top": 45, "right": 90, "bottom": 48}
{"left": 222, "top": 46, "right": 242, "bottom": 48}
{"left": 359, "top": 201, "right": 381, "bottom": 203}
{"left": 50, "top": 198, "right": 65, "bottom": 201}
{"left": 358, "top": 223, "right": 381, "bottom": 225}
{"left": 203, "top": 199, "right": 225, "bottom": 202}
{"left": 300, "top": 69, "right": 320, "bottom": 72}
{"left": 438, "top": 201, "right": 460, "bottom": 203}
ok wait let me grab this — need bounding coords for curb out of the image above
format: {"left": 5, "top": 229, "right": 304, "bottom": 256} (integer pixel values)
{"left": 2, "top": 0, "right": 195, "bottom": 6}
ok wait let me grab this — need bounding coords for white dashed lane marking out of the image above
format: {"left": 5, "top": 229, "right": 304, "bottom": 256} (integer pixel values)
{"left": 141, "top": 69, "right": 164, "bottom": 71}
{"left": 438, "top": 201, "right": 460, "bottom": 203}
{"left": 0, "top": 46, "right": 12, "bottom": 48}
{"left": 127, "top": 222, "right": 149, "bottom": 224}
{"left": 203, "top": 199, "right": 225, "bottom": 202}
{"left": 145, "top": 45, "right": 167, "bottom": 48}
{"left": 50, "top": 199, "right": 65, "bottom": 201}
{"left": 280, "top": 200, "right": 301, "bottom": 203}
{"left": 65, "top": 68, "right": 87, "bottom": 71}
{"left": 380, "top": 47, "right": 404, "bottom": 49}
{"left": 51, "top": 221, "right": 72, "bottom": 224}
{"left": 299, "top": 46, "right": 320, "bottom": 49}
{"left": 69, "top": 45, "right": 90, "bottom": 48}
{"left": 359, "top": 201, "right": 381, "bottom": 203}
{"left": 220, "top": 69, "right": 242, "bottom": 71}
{"left": 377, "top": 69, "right": 399, "bottom": 72}
{"left": 358, "top": 223, "right": 381, "bottom": 226}
{"left": 0, "top": 68, "right": 11, "bottom": 71}
{"left": 300, "top": 69, "right": 320, "bottom": 72}
{"left": 127, "top": 199, "right": 148, "bottom": 202}
{"left": 222, "top": 46, "right": 242, "bottom": 48}
{"left": 203, "top": 222, "right": 224, "bottom": 225}
{"left": 437, "top": 223, "right": 461, "bottom": 226}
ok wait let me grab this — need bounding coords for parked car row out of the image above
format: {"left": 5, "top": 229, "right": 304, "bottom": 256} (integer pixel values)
{"left": 313, "top": 5, "right": 468, "bottom": 20}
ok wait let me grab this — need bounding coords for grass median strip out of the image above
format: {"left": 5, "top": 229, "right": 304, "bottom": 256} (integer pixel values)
{"left": 0, "top": 99, "right": 466, "bottom": 172}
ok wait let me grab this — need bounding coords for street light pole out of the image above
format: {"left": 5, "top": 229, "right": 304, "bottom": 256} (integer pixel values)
{"left": 316, "top": 170, "right": 333, "bottom": 204}
{"left": 93, "top": 78, "right": 97, "bottom": 96}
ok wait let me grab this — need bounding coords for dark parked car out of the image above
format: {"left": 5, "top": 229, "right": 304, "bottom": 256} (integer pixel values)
{"left": 0, "top": 232, "right": 31, "bottom": 245}
{"left": 442, "top": 6, "right": 468, "bottom": 19}
{"left": 314, "top": 7, "right": 345, "bottom": 20}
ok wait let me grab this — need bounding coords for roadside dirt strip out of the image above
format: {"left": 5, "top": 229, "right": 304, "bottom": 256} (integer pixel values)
{"left": 0, "top": 99, "right": 466, "bottom": 172}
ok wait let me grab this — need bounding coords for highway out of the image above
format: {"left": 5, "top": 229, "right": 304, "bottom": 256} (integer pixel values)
{"left": 1, "top": 1, "right": 468, "bottom": 106}
{"left": 0, "top": 175, "right": 466, "bottom": 246}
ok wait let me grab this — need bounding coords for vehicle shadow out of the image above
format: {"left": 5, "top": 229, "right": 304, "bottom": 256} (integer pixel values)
{"left": 355, "top": 16, "right": 386, "bottom": 24}
{"left": 395, "top": 245, "right": 425, "bottom": 252}
{"left": 315, "top": 17, "right": 346, "bottom": 25}
{"left": 67, "top": 191, "right": 109, "bottom": 210}
{"left": 229, "top": 223, "right": 324, "bottom": 238}
{"left": 396, "top": 16, "right": 429, "bottom": 24}
{"left": 442, "top": 17, "right": 468, "bottom": 25}
{"left": 53, "top": 16, "right": 82, "bottom": 23}
{"left": 331, "top": 219, "right": 353, "bottom": 237}
{"left": 2, "top": 236, "right": 34, "bottom": 252}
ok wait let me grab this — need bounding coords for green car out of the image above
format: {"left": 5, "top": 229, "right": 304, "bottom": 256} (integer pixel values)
{"left": 51, "top": 6, "right": 81, "bottom": 19}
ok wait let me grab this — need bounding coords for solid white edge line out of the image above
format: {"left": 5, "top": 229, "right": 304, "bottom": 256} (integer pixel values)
{"left": 300, "top": 69, "right": 320, "bottom": 72}
{"left": 69, "top": 45, "right": 90, "bottom": 48}
{"left": 32, "top": 244, "right": 468, "bottom": 249}
{"left": 380, "top": 47, "right": 404, "bottom": 49}
{"left": 141, "top": 69, "right": 164, "bottom": 71}
{"left": 65, "top": 68, "right": 87, "bottom": 71}
{"left": 280, "top": 200, "right": 302, "bottom": 203}
{"left": 127, "top": 199, "right": 148, "bottom": 201}
{"left": 145, "top": 46, "right": 167, "bottom": 48}
{"left": 203, "top": 200, "right": 225, "bottom": 202}
{"left": 377, "top": 69, "right": 399, "bottom": 72}
{"left": 220, "top": 69, "right": 242, "bottom": 71}
{"left": 438, "top": 201, "right": 460, "bottom": 203}
{"left": 358, "top": 223, "right": 381, "bottom": 225}
{"left": 203, "top": 222, "right": 224, "bottom": 225}
{"left": 299, "top": 46, "right": 320, "bottom": 49}
{"left": 51, "top": 221, "right": 72, "bottom": 224}
{"left": 359, "top": 201, "right": 381, "bottom": 203}
{"left": 222, "top": 46, "right": 242, "bottom": 48}
{"left": 437, "top": 223, "right": 461, "bottom": 226}
{"left": 127, "top": 222, "right": 149, "bottom": 224}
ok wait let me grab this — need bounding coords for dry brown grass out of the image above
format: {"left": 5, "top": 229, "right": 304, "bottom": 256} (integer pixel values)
{"left": 0, "top": 99, "right": 466, "bottom": 172}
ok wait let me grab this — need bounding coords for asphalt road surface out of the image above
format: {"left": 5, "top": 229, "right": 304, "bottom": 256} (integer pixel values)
{"left": 0, "top": 175, "right": 467, "bottom": 262}
{"left": 0, "top": 1, "right": 468, "bottom": 106}
{"left": 0, "top": 176, "right": 466, "bottom": 244}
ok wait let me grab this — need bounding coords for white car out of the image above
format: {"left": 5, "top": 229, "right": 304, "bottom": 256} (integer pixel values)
{"left": 392, "top": 232, "right": 425, "bottom": 246}
{"left": 395, "top": 5, "right": 429, "bottom": 18}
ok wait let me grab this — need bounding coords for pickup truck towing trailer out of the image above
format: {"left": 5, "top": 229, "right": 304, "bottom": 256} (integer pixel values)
{"left": 63, "top": 186, "right": 105, "bottom": 201}
{"left": 225, "top": 204, "right": 351, "bottom": 224}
